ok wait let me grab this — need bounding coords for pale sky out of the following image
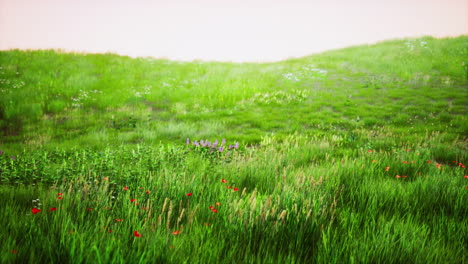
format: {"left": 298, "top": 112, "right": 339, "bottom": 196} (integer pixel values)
{"left": 1, "top": 0, "right": 467, "bottom": 62}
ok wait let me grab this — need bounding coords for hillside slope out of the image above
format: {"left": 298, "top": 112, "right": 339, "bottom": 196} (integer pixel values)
{"left": 0, "top": 36, "right": 467, "bottom": 151}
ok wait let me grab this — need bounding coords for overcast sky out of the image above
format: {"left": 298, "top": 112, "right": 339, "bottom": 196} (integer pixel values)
{"left": 1, "top": 0, "right": 467, "bottom": 62}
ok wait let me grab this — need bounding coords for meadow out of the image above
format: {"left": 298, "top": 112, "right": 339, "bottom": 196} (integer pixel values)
{"left": 0, "top": 35, "right": 467, "bottom": 263}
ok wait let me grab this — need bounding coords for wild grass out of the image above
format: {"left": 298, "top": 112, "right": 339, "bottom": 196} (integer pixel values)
{"left": 0, "top": 35, "right": 467, "bottom": 263}
{"left": 1, "top": 36, "right": 467, "bottom": 152}
{"left": 1, "top": 134, "right": 467, "bottom": 263}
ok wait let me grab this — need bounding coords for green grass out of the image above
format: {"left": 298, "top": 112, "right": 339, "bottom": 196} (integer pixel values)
{"left": 0, "top": 35, "right": 467, "bottom": 263}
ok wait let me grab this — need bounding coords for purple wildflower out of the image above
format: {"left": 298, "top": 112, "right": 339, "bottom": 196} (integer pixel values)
{"left": 0, "top": 150, "right": 3, "bottom": 155}
{"left": 234, "top": 142, "right": 239, "bottom": 149}
{"left": 186, "top": 138, "right": 190, "bottom": 145}
{"left": 11, "top": 156, "right": 16, "bottom": 160}
{"left": 221, "top": 139, "right": 226, "bottom": 145}
{"left": 218, "top": 147, "right": 224, "bottom": 152}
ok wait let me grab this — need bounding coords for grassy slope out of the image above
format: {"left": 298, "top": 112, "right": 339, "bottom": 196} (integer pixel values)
{"left": 0, "top": 36, "right": 466, "bottom": 151}
{"left": 0, "top": 36, "right": 467, "bottom": 263}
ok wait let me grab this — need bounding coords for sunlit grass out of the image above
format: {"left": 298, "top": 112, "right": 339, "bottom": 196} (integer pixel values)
{"left": 0, "top": 35, "right": 467, "bottom": 263}
{"left": 1, "top": 36, "right": 467, "bottom": 152}
{"left": 1, "top": 134, "right": 467, "bottom": 263}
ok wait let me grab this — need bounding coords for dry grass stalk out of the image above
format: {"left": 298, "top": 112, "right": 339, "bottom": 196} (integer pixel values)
{"left": 67, "top": 181, "right": 74, "bottom": 194}
{"left": 271, "top": 205, "right": 277, "bottom": 217}
{"left": 249, "top": 197, "right": 257, "bottom": 225}
{"left": 306, "top": 209, "right": 312, "bottom": 220}
{"left": 278, "top": 210, "right": 287, "bottom": 224}
{"left": 249, "top": 188, "right": 257, "bottom": 203}
{"left": 178, "top": 199, "right": 183, "bottom": 215}
{"left": 188, "top": 206, "right": 198, "bottom": 226}
{"left": 161, "top": 198, "right": 169, "bottom": 215}
{"left": 264, "top": 195, "right": 272, "bottom": 210}
{"left": 167, "top": 200, "right": 173, "bottom": 230}
{"left": 241, "top": 187, "right": 247, "bottom": 197}
{"left": 177, "top": 208, "right": 185, "bottom": 228}
{"left": 144, "top": 199, "right": 153, "bottom": 224}
{"left": 250, "top": 196, "right": 257, "bottom": 210}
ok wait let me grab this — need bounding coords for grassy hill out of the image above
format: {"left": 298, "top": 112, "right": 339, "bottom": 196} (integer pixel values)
{"left": 1, "top": 36, "right": 466, "bottom": 151}
{"left": 0, "top": 36, "right": 467, "bottom": 263}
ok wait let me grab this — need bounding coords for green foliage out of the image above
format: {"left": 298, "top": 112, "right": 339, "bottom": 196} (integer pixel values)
{"left": 0, "top": 134, "right": 467, "bottom": 263}
{"left": 0, "top": 36, "right": 466, "bottom": 145}
{"left": 0, "top": 36, "right": 467, "bottom": 263}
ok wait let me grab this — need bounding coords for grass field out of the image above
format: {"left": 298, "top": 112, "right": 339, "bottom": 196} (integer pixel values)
{"left": 0, "top": 35, "right": 467, "bottom": 263}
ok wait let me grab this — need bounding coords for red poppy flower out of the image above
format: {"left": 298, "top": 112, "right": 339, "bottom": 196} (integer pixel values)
{"left": 87, "top": 208, "right": 93, "bottom": 211}
{"left": 12, "top": 250, "right": 17, "bottom": 254}
{"left": 367, "top": 150, "right": 372, "bottom": 153}
{"left": 211, "top": 208, "right": 218, "bottom": 213}
{"left": 233, "top": 188, "right": 239, "bottom": 191}
{"left": 209, "top": 206, "right": 214, "bottom": 209}
{"left": 108, "top": 230, "right": 113, "bottom": 233}
{"left": 395, "top": 175, "right": 401, "bottom": 178}
{"left": 226, "top": 186, "right": 232, "bottom": 189}
{"left": 103, "top": 177, "right": 109, "bottom": 181}
{"left": 204, "top": 223, "right": 211, "bottom": 226}
{"left": 57, "top": 193, "right": 63, "bottom": 196}
{"left": 402, "top": 175, "right": 407, "bottom": 178}
{"left": 385, "top": 167, "right": 390, "bottom": 171}
{"left": 464, "top": 175, "right": 468, "bottom": 178}
{"left": 146, "top": 190, "right": 150, "bottom": 194}
{"left": 50, "top": 207, "right": 57, "bottom": 211}
{"left": 115, "top": 219, "right": 124, "bottom": 222}
{"left": 215, "top": 202, "right": 221, "bottom": 206}
{"left": 221, "top": 179, "right": 227, "bottom": 183}
{"left": 123, "top": 186, "right": 129, "bottom": 191}
{"left": 58, "top": 197, "right": 63, "bottom": 200}
{"left": 134, "top": 231, "right": 142, "bottom": 237}
{"left": 172, "top": 230, "right": 181, "bottom": 235}
{"left": 131, "top": 199, "right": 136, "bottom": 203}
{"left": 186, "top": 193, "right": 192, "bottom": 196}
{"left": 452, "top": 161, "right": 457, "bottom": 163}
{"left": 426, "top": 160, "right": 431, "bottom": 163}
{"left": 32, "top": 208, "right": 41, "bottom": 214}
